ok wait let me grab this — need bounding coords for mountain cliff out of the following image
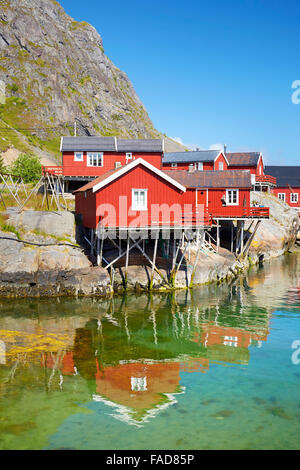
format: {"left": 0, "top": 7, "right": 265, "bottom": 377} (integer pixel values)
{"left": 0, "top": 0, "right": 184, "bottom": 164}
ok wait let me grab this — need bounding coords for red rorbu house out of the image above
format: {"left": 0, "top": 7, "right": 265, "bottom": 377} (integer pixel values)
{"left": 265, "top": 166, "right": 300, "bottom": 217}
{"left": 74, "top": 159, "right": 269, "bottom": 231}
{"left": 43, "top": 136, "right": 164, "bottom": 192}
{"left": 226, "top": 151, "right": 277, "bottom": 191}
{"left": 74, "top": 154, "right": 270, "bottom": 276}
{"left": 162, "top": 149, "right": 277, "bottom": 191}
{"left": 162, "top": 149, "right": 229, "bottom": 172}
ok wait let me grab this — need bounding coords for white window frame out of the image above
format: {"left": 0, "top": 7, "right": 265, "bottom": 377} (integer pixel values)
{"left": 278, "top": 193, "right": 285, "bottom": 202}
{"left": 196, "top": 162, "right": 203, "bottom": 171}
{"left": 290, "top": 193, "right": 298, "bottom": 203}
{"left": 131, "top": 188, "right": 148, "bottom": 211}
{"left": 126, "top": 152, "right": 133, "bottom": 163}
{"left": 226, "top": 189, "right": 239, "bottom": 206}
{"left": 87, "top": 152, "right": 103, "bottom": 167}
{"left": 171, "top": 163, "right": 177, "bottom": 168}
{"left": 219, "top": 161, "right": 224, "bottom": 171}
{"left": 74, "top": 152, "right": 83, "bottom": 162}
{"left": 131, "top": 376, "right": 147, "bottom": 392}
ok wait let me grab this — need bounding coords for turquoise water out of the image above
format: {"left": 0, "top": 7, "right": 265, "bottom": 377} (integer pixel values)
{"left": 0, "top": 252, "right": 299, "bottom": 450}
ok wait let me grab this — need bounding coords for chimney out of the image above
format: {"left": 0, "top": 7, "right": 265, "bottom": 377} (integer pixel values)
{"left": 223, "top": 144, "right": 227, "bottom": 155}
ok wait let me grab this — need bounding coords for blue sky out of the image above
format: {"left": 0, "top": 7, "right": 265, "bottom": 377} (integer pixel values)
{"left": 59, "top": 0, "right": 300, "bottom": 165}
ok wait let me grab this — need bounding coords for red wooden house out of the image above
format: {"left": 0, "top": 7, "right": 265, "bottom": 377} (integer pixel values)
{"left": 265, "top": 166, "right": 300, "bottom": 216}
{"left": 226, "top": 152, "right": 276, "bottom": 190}
{"left": 162, "top": 149, "right": 276, "bottom": 191}
{"left": 163, "top": 169, "right": 269, "bottom": 219}
{"left": 162, "top": 150, "right": 229, "bottom": 172}
{"left": 43, "top": 137, "right": 164, "bottom": 192}
{"left": 74, "top": 158, "right": 269, "bottom": 231}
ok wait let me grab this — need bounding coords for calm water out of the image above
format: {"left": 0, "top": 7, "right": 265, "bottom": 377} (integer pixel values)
{"left": 0, "top": 252, "right": 299, "bottom": 450}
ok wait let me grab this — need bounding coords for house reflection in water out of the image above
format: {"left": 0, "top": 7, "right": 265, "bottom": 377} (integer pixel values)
{"left": 93, "top": 360, "right": 185, "bottom": 427}
{"left": 23, "top": 290, "right": 271, "bottom": 427}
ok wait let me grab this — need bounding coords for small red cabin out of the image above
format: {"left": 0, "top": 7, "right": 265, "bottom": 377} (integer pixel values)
{"left": 163, "top": 150, "right": 229, "bottom": 172}
{"left": 44, "top": 137, "right": 164, "bottom": 192}
{"left": 266, "top": 165, "right": 300, "bottom": 216}
{"left": 226, "top": 152, "right": 276, "bottom": 190}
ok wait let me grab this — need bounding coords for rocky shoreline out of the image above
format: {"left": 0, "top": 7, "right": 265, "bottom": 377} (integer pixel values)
{"left": 0, "top": 192, "right": 299, "bottom": 299}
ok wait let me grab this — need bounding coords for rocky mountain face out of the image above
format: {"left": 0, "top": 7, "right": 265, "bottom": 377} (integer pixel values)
{"left": 0, "top": 0, "right": 184, "bottom": 163}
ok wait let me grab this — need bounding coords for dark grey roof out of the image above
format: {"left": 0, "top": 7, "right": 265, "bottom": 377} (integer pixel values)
{"left": 226, "top": 152, "right": 261, "bottom": 166}
{"left": 61, "top": 136, "right": 116, "bottom": 152}
{"left": 163, "top": 169, "right": 252, "bottom": 188}
{"left": 265, "top": 166, "right": 300, "bottom": 187}
{"left": 61, "top": 136, "right": 163, "bottom": 152}
{"left": 117, "top": 139, "right": 162, "bottom": 152}
{"left": 163, "top": 150, "right": 220, "bottom": 164}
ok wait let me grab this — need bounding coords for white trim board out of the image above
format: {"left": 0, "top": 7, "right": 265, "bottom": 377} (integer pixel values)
{"left": 92, "top": 158, "right": 186, "bottom": 193}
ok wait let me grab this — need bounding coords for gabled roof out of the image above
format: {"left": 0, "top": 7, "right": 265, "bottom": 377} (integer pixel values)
{"left": 265, "top": 166, "right": 300, "bottom": 188}
{"left": 74, "top": 158, "right": 186, "bottom": 193}
{"left": 61, "top": 136, "right": 116, "bottom": 152}
{"left": 61, "top": 136, "right": 163, "bottom": 152}
{"left": 226, "top": 152, "right": 261, "bottom": 167}
{"left": 163, "top": 169, "right": 252, "bottom": 189}
{"left": 116, "top": 139, "right": 162, "bottom": 152}
{"left": 163, "top": 150, "right": 221, "bottom": 164}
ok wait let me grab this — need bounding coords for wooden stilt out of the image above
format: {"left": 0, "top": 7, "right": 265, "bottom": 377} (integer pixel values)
{"left": 240, "top": 220, "right": 244, "bottom": 254}
{"left": 149, "top": 237, "right": 158, "bottom": 290}
{"left": 90, "top": 229, "right": 94, "bottom": 256}
{"left": 216, "top": 220, "right": 220, "bottom": 252}
{"left": 189, "top": 231, "right": 203, "bottom": 288}
{"left": 125, "top": 233, "right": 130, "bottom": 288}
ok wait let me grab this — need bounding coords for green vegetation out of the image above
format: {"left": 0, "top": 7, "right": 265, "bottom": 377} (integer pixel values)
{"left": 10, "top": 153, "right": 42, "bottom": 183}
{"left": 7, "top": 83, "right": 19, "bottom": 93}
{"left": 0, "top": 214, "right": 21, "bottom": 238}
{"left": 0, "top": 154, "right": 6, "bottom": 173}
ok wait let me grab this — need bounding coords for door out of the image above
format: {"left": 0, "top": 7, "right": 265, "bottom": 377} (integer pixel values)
{"left": 196, "top": 189, "right": 207, "bottom": 221}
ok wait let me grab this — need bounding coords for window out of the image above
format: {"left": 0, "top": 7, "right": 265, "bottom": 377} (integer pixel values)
{"left": 226, "top": 189, "right": 239, "bottom": 205}
{"left": 223, "top": 336, "right": 238, "bottom": 347}
{"left": 196, "top": 162, "right": 203, "bottom": 171}
{"left": 278, "top": 193, "right": 285, "bottom": 202}
{"left": 131, "top": 376, "right": 147, "bottom": 392}
{"left": 87, "top": 152, "right": 103, "bottom": 167}
{"left": 131, "top": 189, "right": 147, "bottom": 210}
{"left": 126, "top": 152, "right": 133, "bottom": 163}
{"left": 171, "top": 163, "right": 177, "bottom": 168}
{"left": 74, "top": 152, "right": 83, "bottom": 162}
{"left": 290, "top": 193, "right": 298, "bottom": 203}
{"left": 219, "top": 161, "right": 224, "bottom": 171}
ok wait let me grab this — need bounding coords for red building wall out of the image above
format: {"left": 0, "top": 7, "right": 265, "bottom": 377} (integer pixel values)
{"left": 75, "top": 164, "right": 252, "bottom": 229}
{"left": 213, "top": 153, "right": 229, "bottom": 171}
{"left": 63, "top": 151, "right": 162, "bottom": 177}
{"left": 272, "top": 187, "right": 300, "bottom": 211}
{"left": 163, "top": 162, "right": 214, "bottom": 171}
{"left": 227, "top": 157, "right": 264, "bottom": 176}
{"left": 75, "top": 164, "right": 184, "bottom": 228}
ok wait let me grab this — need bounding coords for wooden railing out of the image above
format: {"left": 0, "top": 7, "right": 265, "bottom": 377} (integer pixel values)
{"left": 42, "top": 166, "right": 63, "bottom": 176}
{"left": 99, "top": 211, "right": 213, "bottom": 229}
{"left": 255, "top": 174, "right": 277, "bottom": 185}
{"left": 211, "top": 206, "right": 269, "bottom": 219}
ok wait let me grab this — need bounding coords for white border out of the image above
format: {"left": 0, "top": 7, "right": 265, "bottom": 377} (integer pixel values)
{"left": 131, "top": 188, "right": 148, "bottom": 211}
{"left": 87, "top": 152, "right": 103, "bottom": 167}
{"left": 226, "top": 189, "right": 239, "bottom": 205}
{"left": 92, "top": 158, "right": 186, "bottom": 193}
